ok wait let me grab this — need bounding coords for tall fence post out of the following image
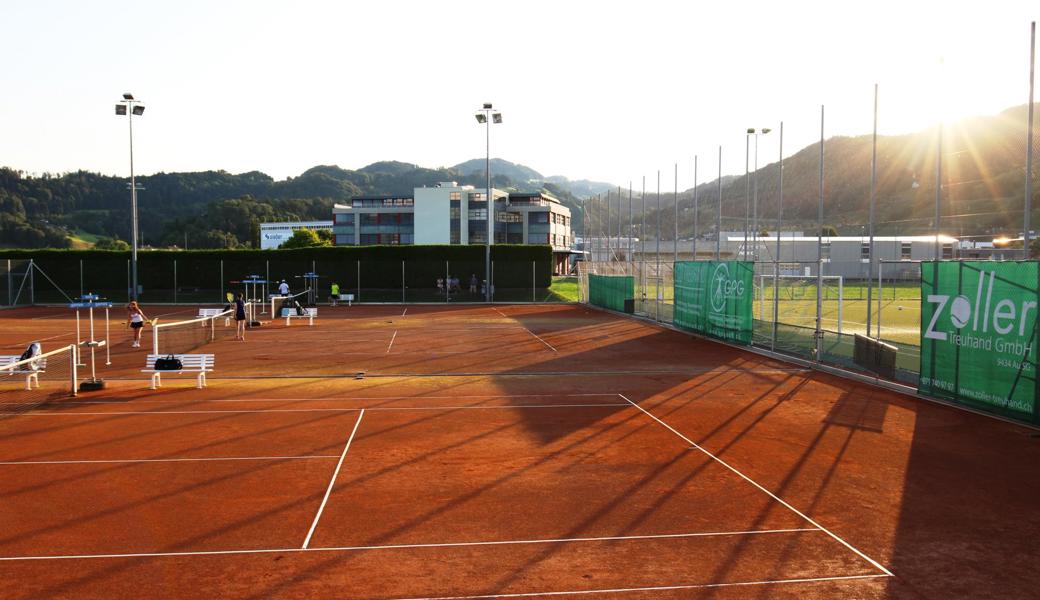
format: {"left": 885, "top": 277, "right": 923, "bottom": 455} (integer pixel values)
{"left": 79, "top": 259, "right": 83, "bottom": 297}
{"left": 126, "top": 259, "right": 131, "bottom": 302}
{"left": 357, "top": 260, "right": 361, "bottom": 303}
{"left": 219, "top": 260, "right": 224, "bottom": 303}
{"left": 7, "top": 259, "right": 12, "bottom": 306}
{"left": 401, "top": 260, "right": 405, "bottom": 304}
{"left": 173, "top": 259, "right": 178, "bottom": 304}
{"left": 532, "top": 260, "right": 536, "bottom": 303}
{"left": 30, "top": 260, "right": 35, "bottom": 305}
{"left": 445, "top": 261, "right": 450, "bottom": 303}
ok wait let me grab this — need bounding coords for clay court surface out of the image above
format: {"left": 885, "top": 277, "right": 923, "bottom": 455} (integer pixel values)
{"left": 0, "top": 303, "right": 1037, "bottom": 599}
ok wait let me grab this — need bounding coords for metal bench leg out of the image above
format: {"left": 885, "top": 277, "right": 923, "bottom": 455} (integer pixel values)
{"left": 285, "top": 316, "right": 291, "bottom": 326}
{"left": 150, "top": 373, "right": 161, "bottom": 390}
{"left": 24, "top": 374, "right": 32, "bottom": 391}
{"left": 196, "top": 372, "right": 205, "bottom": 389}
{"left": 308, "top": 315, "right": 314, "bottom": 326}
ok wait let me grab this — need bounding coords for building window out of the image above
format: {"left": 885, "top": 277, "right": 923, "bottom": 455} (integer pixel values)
{"left": 450, "top": 207, "right": 461, "bottom": 218}
{"left": 821, "top": 242, "right": 831, "bottom": 261}
{"left": 529, "top": 212, "right": 549, "bottom": 224}
{"left": 360, "top": 213, "right": 378, "bottom": 225}
{"left": 468, "top": 209, "right": 487, "bottom": 220}
{"left": 901, "top": 242, "right": 912, "bottom": 259}
{"left": 942, "top": 243, "right": 953, "bottom": 259}
{"left": 469, "top": 193, "right": 486, "bottom": 202}
{"left": 861, "top": 242, "right": 870, "bottom": 260}
{"left": 335, "top": 234, "right": 354, "bottom": 245}
{"left": 497, "top": 212, "right": 521, "bottom": 223}
{"left": 449, "top": 192, "right": 461, "bottom": 201}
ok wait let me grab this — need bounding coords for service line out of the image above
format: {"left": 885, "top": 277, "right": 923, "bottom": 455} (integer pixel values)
{"left": 0, "top": 527, "right": 818, "bottom": 562}
{"left": 493, "top": 307, "right": 556, "bottom": 352}
{"left": 617, "top": 393, "right": 893, "bottom": 577}
{"left": 302, "top": 409, "right": 365, "bottom": 549}
{"left": 387, "top": 330, "right": 398, "bottom": 354}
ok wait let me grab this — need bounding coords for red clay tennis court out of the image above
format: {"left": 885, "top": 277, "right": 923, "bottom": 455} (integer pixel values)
{"left": 0, "top": 304, "right": 1037, "bottom": 599}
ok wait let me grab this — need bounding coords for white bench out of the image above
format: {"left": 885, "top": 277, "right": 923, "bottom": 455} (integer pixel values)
{"left": 0, "top": 355, "right": 47, "bottom": 390}
{"left": 197, "top": 308, "right": 230, "bottom": 326}
{"left": 284, "top": 307, "right": 318, "bottom": 326}
{"left": 142, "top": 354, "right": 214, "bottom": 389}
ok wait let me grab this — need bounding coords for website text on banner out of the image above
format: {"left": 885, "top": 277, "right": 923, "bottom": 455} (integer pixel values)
{"left": 588, "top": 274, "right": 633, "bottom": 313}
{"left": 919, "top": 261, "right": 1039, "bottom": 424}
{"left": 674, "top": 261, "right": 754, "bottom": 345}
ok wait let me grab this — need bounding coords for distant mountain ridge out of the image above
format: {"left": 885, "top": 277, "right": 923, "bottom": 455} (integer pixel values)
{"left": 1, "top": 102, "right": 1037, "bottom": 249}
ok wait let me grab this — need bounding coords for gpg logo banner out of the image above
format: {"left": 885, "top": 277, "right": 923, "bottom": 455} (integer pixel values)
{"left": 924, "top": 268, "right": 1038, "bottom": 345}
{"left": 710, "top": 262, "right": 745, "bottom": 312}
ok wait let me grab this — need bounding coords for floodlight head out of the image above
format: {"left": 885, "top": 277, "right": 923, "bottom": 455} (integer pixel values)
{"left": 746, "top": 128, "right": 755, "bottom": 134}
{"left": 475, "top": 113, "right": 487, "bottom": 123}
{"left": 483, "top": 103, "right": 493, "bottom": 109}
{"left": 132, "top": 105, "right": 145, "bottom": 115}
{"left": 762, "top": 128, "right": 772, "bottom": 134}
{"left": 115, "top": 105, "right": 127, "bottom": 115}
{"left": 492, "top": 113, "right": 502, "bottom": 124}
{"left": 123, "top": 93, "right": 134, "bottom": 100}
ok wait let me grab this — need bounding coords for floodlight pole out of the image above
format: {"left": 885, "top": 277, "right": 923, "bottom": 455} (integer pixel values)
{"left": 1026, "top": 21, "right": 1036, "bottom": 259}
{"left": 475, "top": 103, "right": 501, "bottom": 302}
{"left": 716, "top": 146, "right": 722, "bottom": 260}
{"left": 116, "top": 94, "right": 144, "bottom": 301}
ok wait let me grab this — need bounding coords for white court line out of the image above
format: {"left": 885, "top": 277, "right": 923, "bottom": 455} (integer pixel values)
{"left": 493, "top": 307, "right": 556, "bottom": 352}
{"left": 302, "top": 409, "right": 365, "bottom": 549}
{"left": 387, "top": 330, "right": 398, "bottom": 353}
{"left": 2, "top": 403, "right": 630, "bottom": 416}
{"left": 0, "top": 527, "right": 818, "bottom": 562}
{"left": 0, "top": 455, "right": 340, "bottom": 466}
{"left": 385, "top": 574, "right": 891, "bottom": 600}
{"left": 617, "top": 393, "right": 893, "bottom": 577}
{"left": 402, "top": 307, "right": 408, "bottom": 316}
{"left": 3, "top": 393, "right": 623, "bottom": 405}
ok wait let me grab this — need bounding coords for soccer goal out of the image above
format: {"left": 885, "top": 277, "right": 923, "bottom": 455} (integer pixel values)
{"left": 757, "top": 274, "right": 844, "bottom": 333}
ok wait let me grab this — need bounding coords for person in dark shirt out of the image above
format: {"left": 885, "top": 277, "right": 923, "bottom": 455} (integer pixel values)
{"left": 234, "top": 293, "right": 247, "bottom": 341}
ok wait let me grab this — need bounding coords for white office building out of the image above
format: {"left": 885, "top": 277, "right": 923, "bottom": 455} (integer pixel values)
{"left": 332, "top": 182, "right": 574, "bottom": 273}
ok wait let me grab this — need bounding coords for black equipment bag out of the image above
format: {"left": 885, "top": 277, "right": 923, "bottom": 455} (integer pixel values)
{"left": 154, "top": 354, "right": 183, "bottom": 371}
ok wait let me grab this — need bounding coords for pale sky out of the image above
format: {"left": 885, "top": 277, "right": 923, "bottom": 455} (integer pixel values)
{"left": 1, "top": 0, "right": 1036, "bottom": 192}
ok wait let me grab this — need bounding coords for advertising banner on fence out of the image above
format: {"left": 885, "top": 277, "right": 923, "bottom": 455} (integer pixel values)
{"left": 919, "top": 261, "right": 1039, "bottom": 423}
{"left": 674, "top": 261, "right": 754, "bottom": 345}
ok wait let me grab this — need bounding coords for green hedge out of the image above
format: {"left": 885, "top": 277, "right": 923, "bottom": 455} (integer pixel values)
{"left": 0, "top": 245, "right": 553, "bottom": 299}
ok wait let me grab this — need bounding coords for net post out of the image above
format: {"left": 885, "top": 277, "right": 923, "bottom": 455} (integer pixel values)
{"left": 153, "top": 320, "right": 159, "bottom": 355}
{"left": 210, "top": 314, "right": 216, "bottom": 342}
{"left": 70, "top": 344, "right": 78, "bottom": 397}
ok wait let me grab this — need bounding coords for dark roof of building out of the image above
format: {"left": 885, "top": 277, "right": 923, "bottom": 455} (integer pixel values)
{"left": 350, "top": 195, "right": 415, "bottom": 201}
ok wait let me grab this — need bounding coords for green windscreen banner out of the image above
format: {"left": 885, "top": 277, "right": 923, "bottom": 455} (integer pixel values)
{"left": 674, "top": 261, "right": 754, "bottom": 345}
{"left": 919, "top": 261, "right": 1039, "bottom": 423}
{"left": 589, "top": 274, "right": 633, "bottom": 312}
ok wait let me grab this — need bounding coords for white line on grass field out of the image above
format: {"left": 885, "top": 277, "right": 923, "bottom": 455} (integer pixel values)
{"left": 387, "top": 330, "right": 398, "bottom": 353}
{"left": 382, "top": 574, "right": 891, "bottom": 600}
{"left": 493, "top": 307, "right": 556, "bottom": 352}
{"left": 302, "top": 409, "right": 365, "bottom": 549}
{"left": 617, "top": 393, "right": 893, "bottom": 577}
{"left": 0, "top": 455, "right": 340, "bottom": 466}
{"left": 0, "top": 527, "right": 818, "bottom": 561}
{"left": 2, "top": 404, "right": 629, "bottom": 416}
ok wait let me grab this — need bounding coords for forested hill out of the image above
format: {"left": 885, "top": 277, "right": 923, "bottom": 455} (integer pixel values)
{"left": 0, "top": 160, "right": 588, "bottom": 249}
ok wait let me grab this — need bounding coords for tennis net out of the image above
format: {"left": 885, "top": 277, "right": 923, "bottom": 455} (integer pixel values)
{"left": 270, "top": 290, "right": 310, "bottom": 318}
{"left": 152, "top": 305, "right": 251, "bottom": 355}
{"left": 0, "top": 344, "right": 78, "bottom": 414}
